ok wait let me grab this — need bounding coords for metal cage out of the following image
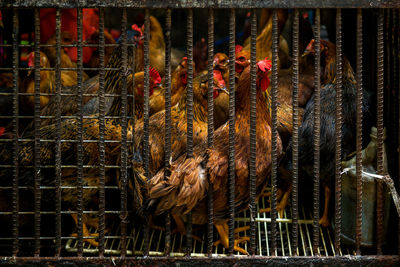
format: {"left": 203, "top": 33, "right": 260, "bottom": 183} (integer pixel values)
{"left": 0, "top": 1, "right": 399, "bottom": 265}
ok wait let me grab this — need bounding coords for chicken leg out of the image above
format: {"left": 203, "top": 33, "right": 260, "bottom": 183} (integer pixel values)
{"left": 259, "top": 185, "right": 291, "bottom": 218}
{"left": 213, "top": 223, "right": 250, "bottom": 255}
{"left": 70, "top": 213, "right": 99, "bottom": 247}
{"left": 319, "top": 185, "right": 330, "bottom": 227}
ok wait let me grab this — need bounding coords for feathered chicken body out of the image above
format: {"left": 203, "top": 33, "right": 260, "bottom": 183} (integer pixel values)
{"left": 279, "top": 39, "right": 372, "bottom": 226}
{"left": 147, "top": 58, "right": 282, "bottom": 254}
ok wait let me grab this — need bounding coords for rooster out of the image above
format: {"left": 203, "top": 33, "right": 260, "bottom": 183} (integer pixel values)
{"left": 277, "top": 39, "right": 372, "bottom": 227}
{"left": 146, "top": 58, "right": 282, "bottom": 254}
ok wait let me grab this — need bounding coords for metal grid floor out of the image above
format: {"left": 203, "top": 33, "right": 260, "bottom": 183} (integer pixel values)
{"left": 65, "top": 189, "right": 356, "bottom": 257}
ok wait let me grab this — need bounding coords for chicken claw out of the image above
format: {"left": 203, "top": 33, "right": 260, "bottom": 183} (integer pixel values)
{"left": 214, "top": 223, "right": 249, "bottom": 255}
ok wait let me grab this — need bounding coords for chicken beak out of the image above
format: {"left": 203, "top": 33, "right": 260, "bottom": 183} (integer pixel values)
{"left": 217, "top": 86, "right": 229, "bottom": 95}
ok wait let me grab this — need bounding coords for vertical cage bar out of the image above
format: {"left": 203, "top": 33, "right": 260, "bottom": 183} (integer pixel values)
{"left": 33, "top": 8, "right": 41, "bottom": 257}
{"left": 164, "top": 8, "right": 172, "bottom": 256}
{"left": 249, "top": 8, "right": 257, "bottom": 256}
{"left": 291, "top": 8, "right": 299, "bottom": 256}
{"left": 54, "top": 7, "right": 62, "bottom": 257}
{"left": 312, "top": 8, "right": 321, "bottom": 256}
{"left": 206, "top": 7, "right": 214, "bottom": 257}
{"left": 98, "top": 7, "right": 106, "bottom": 257}
{"left": 143, "top": 8, "right": 151, "bottom": 256}
{"left": 76, "top": 7, "right": 84, "bottom": 256}
{"left": 228, "top": 7, "right": 236, "bottom": 255}
{"left": 186, "top": 8, "right": 194, "bottom": 256}
{"left": 376, "top": 8, "right": 385, "bottom": 256}
{"left": 334, "top": 8, "right": 343, "bottom": 255}
{"left": 355, "top": 8, "right": 363, "bottom": 255}
{"left": 394, "top": 8, "right": 400, "bottom": 257}
{"left": 119, "top": 8, "right": 128, "bottom": 258}
{"left": 271, "top": 8, "right": 279, "bottom": 256}
{"left": 11, "top": 8, "right": 19, "bottom": 257}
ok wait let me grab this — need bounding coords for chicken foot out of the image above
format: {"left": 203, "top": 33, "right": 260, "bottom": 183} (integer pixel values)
{"left": 214, "top": 223, "right": 250, "bottom": 255}
{"left": 70, "top": 213, "right": 99, "bottom": 247}
{"left": 259, "top": 184, "right": 291, "bottom": 218}
{"left": 319, "top": 185, "right": 330, "bottom": 227}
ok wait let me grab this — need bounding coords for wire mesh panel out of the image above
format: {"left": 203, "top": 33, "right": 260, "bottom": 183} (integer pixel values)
{"left": 0, "top": 1, "right": 399, "bottom": 265}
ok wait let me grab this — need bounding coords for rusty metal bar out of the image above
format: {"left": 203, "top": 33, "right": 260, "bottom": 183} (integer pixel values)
{"left": 119, "top": 8, "right": 129, "bottom": 258}
{"left": 98, "top": 7, "right": 106, "bottom": 257}
{"left": 291, "top": 8, "right": 299, "bottom": 256}
{"left": 355, "top": 8, "right": 363, "bottom": 255}
{"left": 2, "top": 1, "right": 400, "bottom": 8}
{"left": 11, "top": 8, "right": 19, "bottom": 257}
{"left": 270, "top": 8, "right": 279, "bottom": 256}
{"left": 143, "top": 8, "right": 151, "bottom": 257}
{"left": 186, "top": 8, "right": 194, "bottom": 256}
{"left": 334, "top": 7, "right": 343, "bottom": 255}
{"left": 312, "top": 8, "right": 321, "bottom": 256}
{"left": 228, "top": 7, "right": 236, "bottom": 255}
{"left": 164, "top": 8, "right": 172, "bottom": 257}
{"left": 76, "top": 7, "right": 84, "bottom": 256}
{"left": 376, "top": 8, "right": 384, "bottom": 255}
{"left": 394, "top": 8, "right": 400, "bottom": 257}
{"left": 33, "top": 8, "right": 41, "bottom": 257}
{"left": 249, "top": 8, "right": 257, "bottom": 256}
{"left": 206, "top": 7, "right": 214, "bottom": 257}
{"left": 54, "top": 7, "right": 62, "bottom": 257}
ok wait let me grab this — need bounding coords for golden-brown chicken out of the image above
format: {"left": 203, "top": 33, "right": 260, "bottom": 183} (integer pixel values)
{"left": 149, "top": 57, "right": 189, "bottom": 115}
{"left": 243, "top": 9, "right": 289, "bottom": 68}
{"left": 146, "top": 58, "right": 283, "bottom": 254}
{"left": 133, "top": 70, "right": 228, "bottom": 179}
{"left": 19, "top": 51, "right": 84, "bottom": 113}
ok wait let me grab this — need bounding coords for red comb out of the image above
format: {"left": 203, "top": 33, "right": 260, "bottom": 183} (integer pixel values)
{"left": 131, "top": 24, "right": 143, "bottom": 35}
{"left": 0, "top": 10, "right": 2, "bottom": 21}
{"left": 28, "top": 52, "right": 35, "bottom": 67}
{"left": 257, "top": 58, "right": 272, "bottom": 72}
{"left": 149, "top": 67, "right": 161, "bottom": 84}
{"left": 182, "top": 57, "right": 188, "bottom": 61}
{"left": 0, "top": 127, "right": 5, "bottom": 137}
{"left": 235, "top": 45, "right": 243, "bottom": 54}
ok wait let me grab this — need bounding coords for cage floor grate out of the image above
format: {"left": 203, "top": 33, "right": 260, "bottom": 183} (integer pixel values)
{"left": 65, "top": 189, "right": 355, "bottom": 257}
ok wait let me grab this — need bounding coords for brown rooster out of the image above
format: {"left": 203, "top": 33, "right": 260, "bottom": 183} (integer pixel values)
{"left": 146, "top": 58, "right": 282, "bottom": 254}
